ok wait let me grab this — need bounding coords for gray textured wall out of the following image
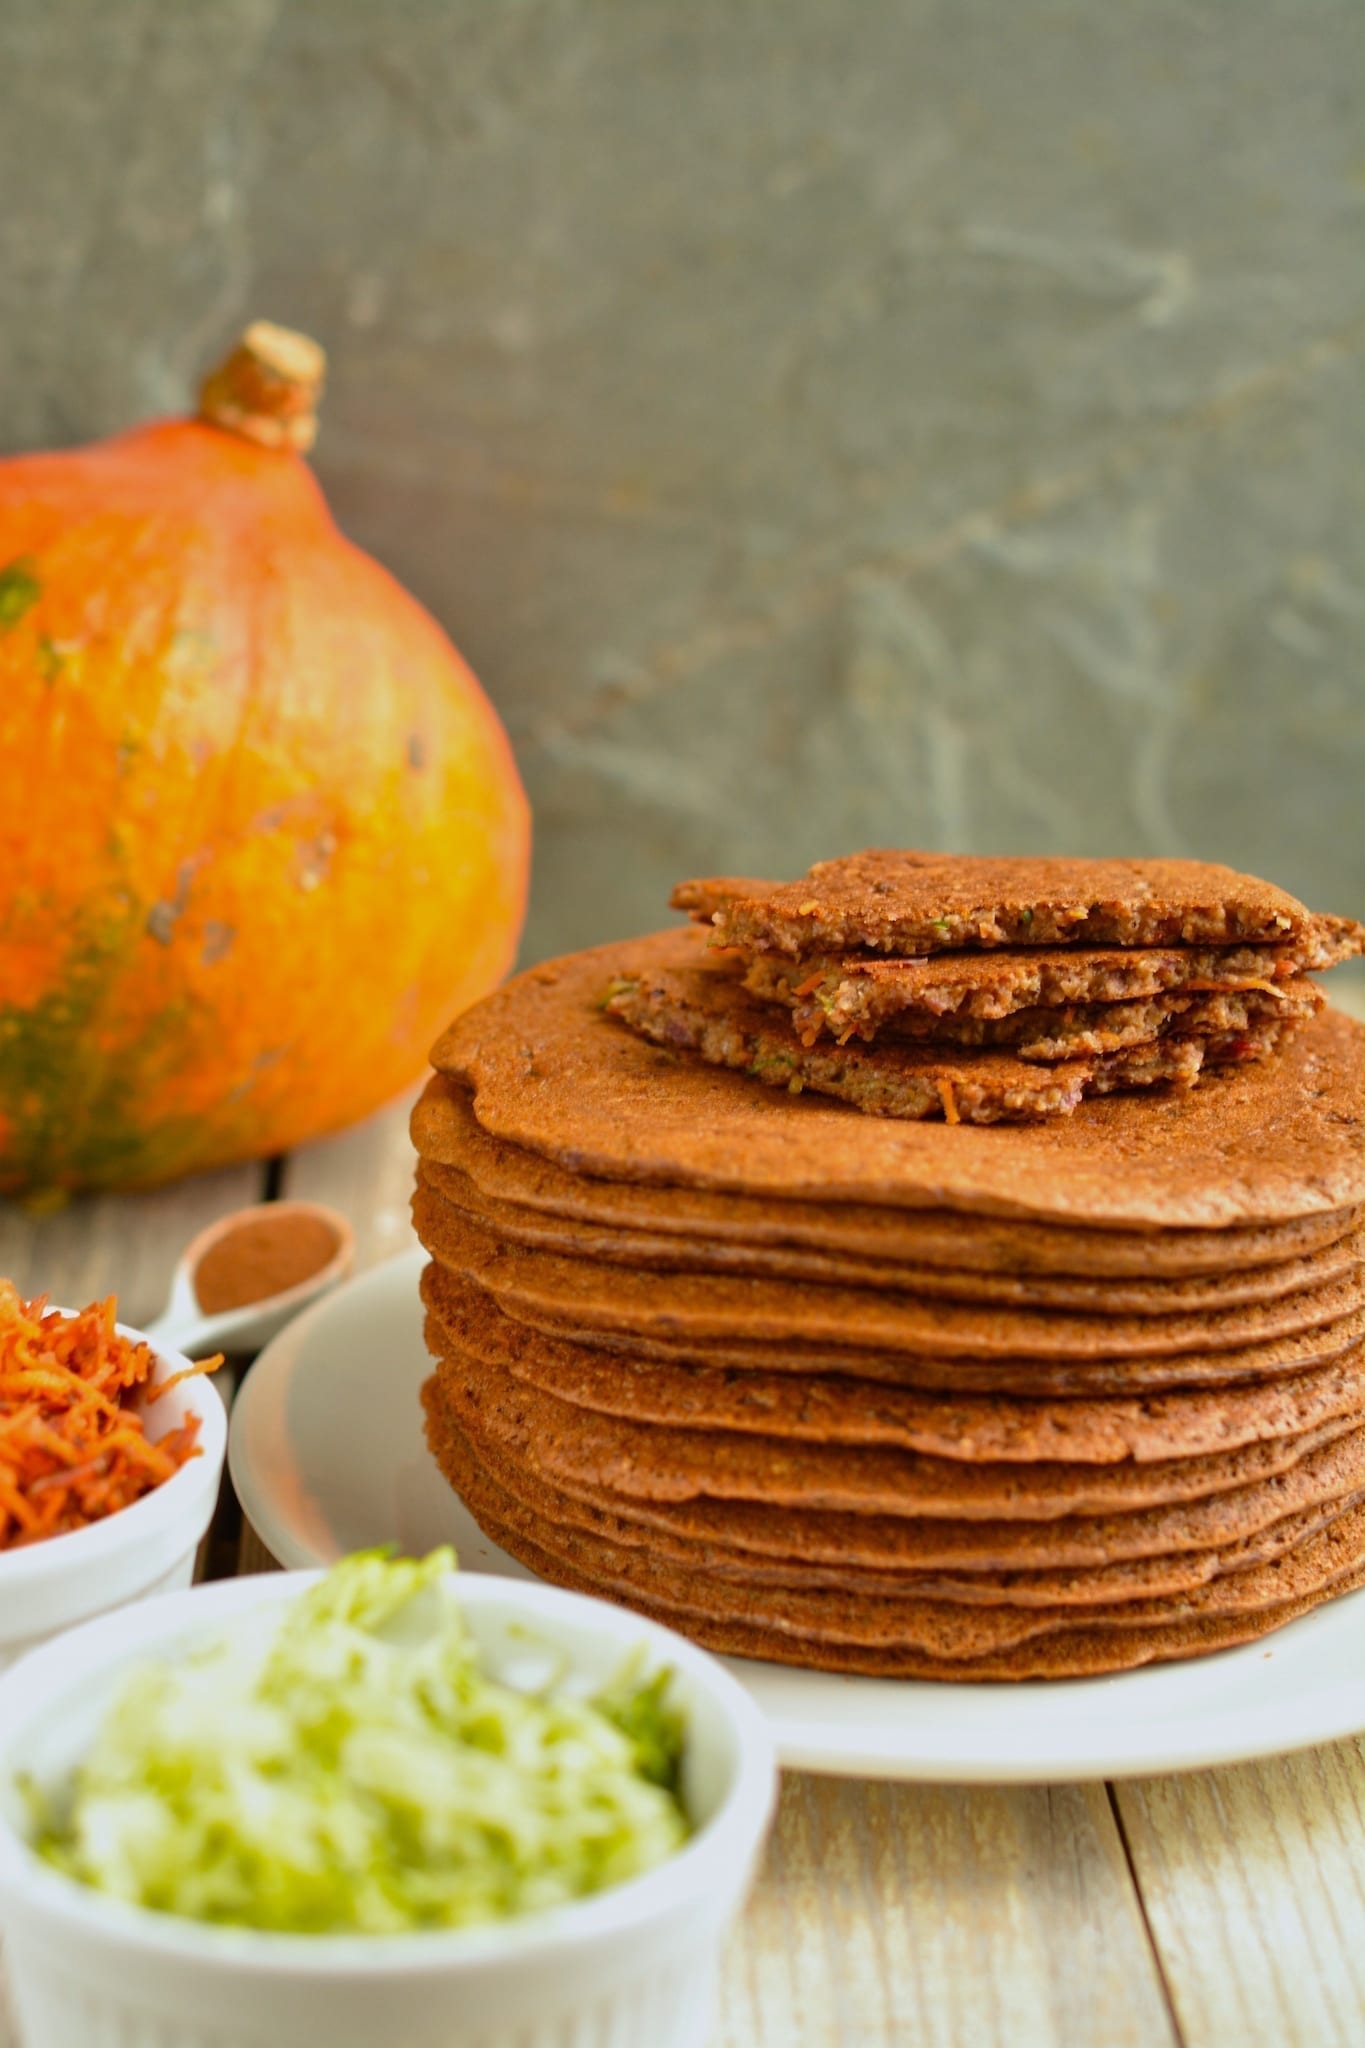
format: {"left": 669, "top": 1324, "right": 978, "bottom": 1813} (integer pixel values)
{"left": 4, "top": 0, "right": 1362, "bottom": 966}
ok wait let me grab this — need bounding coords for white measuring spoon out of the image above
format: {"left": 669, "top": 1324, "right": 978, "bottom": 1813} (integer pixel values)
{"left": 142, "top": 1200, "right": 355, "bottom": 1359}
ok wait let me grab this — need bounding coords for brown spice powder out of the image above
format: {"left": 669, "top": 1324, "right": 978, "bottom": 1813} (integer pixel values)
{"left": 194, "top": 1212, "right": 340, "bottom": 1313}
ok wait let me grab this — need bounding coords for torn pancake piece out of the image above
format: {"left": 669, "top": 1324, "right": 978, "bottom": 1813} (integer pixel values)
{"left": 746, "top": 953, "right": 1328, "bottom": 1048}
{"left": 672, "top": 852, "right": 1365, "bottom": 958}
{"left": 604, "top": 954, "right": 1217, "bottom": 1124}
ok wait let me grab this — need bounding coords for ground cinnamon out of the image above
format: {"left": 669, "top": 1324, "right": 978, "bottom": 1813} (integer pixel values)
{"left": 194, "top": 1211, "right": 340, "bottom": 1314}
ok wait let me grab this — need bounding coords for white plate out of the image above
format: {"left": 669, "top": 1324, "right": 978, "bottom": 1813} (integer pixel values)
{"left": 229, "top": 1250, "right": 1365, "bottom": 1783}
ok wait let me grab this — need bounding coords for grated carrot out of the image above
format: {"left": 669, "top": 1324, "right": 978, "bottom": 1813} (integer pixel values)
{"left": 1185, "top": 978, "right": 1285, "bottom": 998}
{"left": 935, "top": 1078, "right": 961, "bottom": 1126}
{"left": 0, "top": 1281, "right": 220, "bottom": 1551}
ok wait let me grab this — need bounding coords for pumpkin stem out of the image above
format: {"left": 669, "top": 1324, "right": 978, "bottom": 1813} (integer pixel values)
{"left": 198, "top": 321, "right": 327, "bottom": 453}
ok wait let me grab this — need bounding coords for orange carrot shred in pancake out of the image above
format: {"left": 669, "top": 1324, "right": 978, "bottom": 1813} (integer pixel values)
{"left": 935, "top": 1078, "right": 961, "bottom": 1126}
{"left": 0, "top": 1281, "right": 220, "bottom": 1550}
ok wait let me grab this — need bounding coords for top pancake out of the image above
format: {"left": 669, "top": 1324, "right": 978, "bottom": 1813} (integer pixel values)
{"left": 672, "top": 852, "right": 1363, "bottom": 957}
{"left": 429, "top": 928, "right": 1365, "bottom": 1228}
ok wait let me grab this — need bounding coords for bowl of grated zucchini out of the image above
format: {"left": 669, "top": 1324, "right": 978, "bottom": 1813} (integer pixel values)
{"left": 0, "top": 1550, "right": 776, "bottom": 2048}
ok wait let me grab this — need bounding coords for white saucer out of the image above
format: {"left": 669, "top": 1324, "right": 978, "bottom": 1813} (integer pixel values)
{"left": 229, "top": 1250, "right": 1365, "bottom": 1782}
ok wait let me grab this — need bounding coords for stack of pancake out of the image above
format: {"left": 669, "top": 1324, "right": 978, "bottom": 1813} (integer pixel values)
{"left": 412, "top": 854, "right": 1365, "bottom": 1680}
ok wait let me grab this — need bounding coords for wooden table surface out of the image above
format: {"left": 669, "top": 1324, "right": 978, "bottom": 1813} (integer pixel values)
{"left": 7, "top": 1064, "right": 1365, "bottom": 2048}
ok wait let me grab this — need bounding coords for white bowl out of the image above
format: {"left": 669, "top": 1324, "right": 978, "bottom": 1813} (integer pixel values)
{"left": 0, "top": 1325, "right": 227, "bottom": 1672}
{"left": 0, "top": 1570, "right": 777, "bottom": 2048}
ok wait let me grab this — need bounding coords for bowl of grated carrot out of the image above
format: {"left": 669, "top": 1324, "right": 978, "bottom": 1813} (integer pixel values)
{"left": 0, "top": 1282, "right": 226, "bottom": 1671}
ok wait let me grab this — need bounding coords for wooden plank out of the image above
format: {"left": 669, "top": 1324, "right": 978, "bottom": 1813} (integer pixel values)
{"left": 0, "top": 1165, "right": 265, "bottom": 1328}
{"left": 279, "top": 1091, "right": 419, "bottom": 1274}
{"left": 1114, "top": 1741, "right": 1365, "bottom": 2048}
{"left": 238, "top": 1519, "right": 283, "bottom": 1576}
{"left": 716, "top": 1773, "right": 1178, "bottom": 2048}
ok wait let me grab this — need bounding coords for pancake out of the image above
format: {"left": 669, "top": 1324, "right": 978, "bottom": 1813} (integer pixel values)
{"left": 743, "top": 977, "right": 1320, "bottom": 1059}
{"left": 419, "top": 1266, "right": 1365, "bottom": 1465}
{"left": 426, "top": 1386, "right": 1365, "bottom": 1644}
{"left": 608, "top": 968, "right": 1298, "bottom": 1121}
{"left": 428, "top": 931, "right": 1365, "bottom": 1226}
{"left": 420, "top": 1372, "right": 1360, "bottom": 1605}
{"left": 743, "top": 939, "right": 1356, "bottom": 1028}
{"left": 672, "top": 852, "right": 1362, "bottom": 956}
{"left": 413, "top": 1191, "right": 1365, "bottom": 1361}
{"left": 411, "top": 1073, "right": 1362, "bottom": 1278}
{"left": 426, "top": 1356, "right": 1365, "bottom": 1573}
{"left": 481, "top": 1499, "right": 1365, "bottom": 1653}
{"left": 418, "top": 1157, "right": 1364, "bottom": 1315}
{"left": 492, "top": 1307, "right": 1365, "bottom": 1397}
{"left": 605, "top": 956, "right": 1222, "bottom": 1123}
{"left": 424, "top": 1392, "right": 1365, "bottom": 1679}
{"left": 431, "top": 1337, "right": 1365, "bottom": 1522}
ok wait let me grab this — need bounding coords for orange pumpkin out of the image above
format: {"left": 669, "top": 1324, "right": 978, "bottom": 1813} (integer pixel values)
{"left": 0, "top": 323, "right": 529, "bottom": 1194}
